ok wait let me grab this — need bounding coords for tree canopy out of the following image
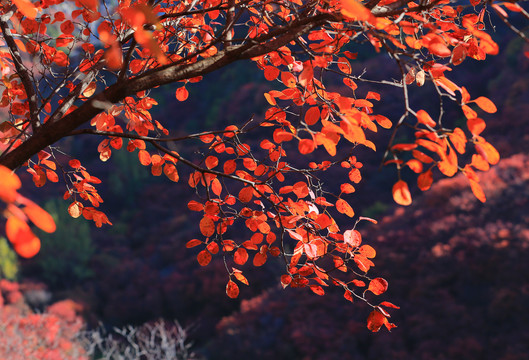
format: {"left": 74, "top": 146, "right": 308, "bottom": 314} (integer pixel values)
{"left": 0, "top": 0, "right": 527, "bottom": 331}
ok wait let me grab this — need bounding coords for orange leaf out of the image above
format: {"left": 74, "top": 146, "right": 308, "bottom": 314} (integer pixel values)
{"left": 469, "top": 179, "right": 486, "bottom": 203}
{"left": 199, "top": 217, "right": 215, "bottom": 237}
{"left": 417, "top": 170, "right": 433, "bottom": 191}
{"left": 226, "top": 280, "right": 239, "bottom": 298}
{"left": 14, "top": 235, "right": 41, "bottom": 258}
{"left": 13, "top": 0, "right": 38, "bottom": 19}
{"left": 336, "top": 199, "right": 355, "bottom": 217}
{"left": 163, "top": 164, "right": 180, "bottom": 182}
{"left": 176, "top": 87, "right": 189, "bottom": 101}
{"left": 292, "top": 181, "right": 309, "bottom": 198}
{"left": 0, "top": 166, "right": 21, "bottom": 203}
{"left": 138, "top": 150, "right": 151, "bottom": 166}
{"left": 392, "top": 180, "right": 412, "bottom": 206}
{"left": 467, "top": 117, "right": 486, "bottom": 135}
{"left": 340, "top": 183, "right": 355, "bottom": 194}
{"left": 416, "top": 110, "right": 436, "bottom": 127}
{"left": 367, "top": 277, "right": 388, "bottom": 295}
{"left": 23, "top": 204, "right": 56, "bottom": 233}
{"left": 359, "top": 244, "right": 376, "bottom": 258}
{"left": 224, "top": 159, "right": 237, "bottom": 174}
{"left": 233, "top": 271, "right": 249, "bottom": 285}
{"left": 340, "top": 0, "right": 375, "bottom": 23}
{"left": 472, "top": 96, "right": 497, "bottom": 113}
{"left": 6, "top": 216, "right": 34, "bottom": 245}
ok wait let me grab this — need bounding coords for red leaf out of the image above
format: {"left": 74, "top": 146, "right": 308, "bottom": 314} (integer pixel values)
{"left": 305, "top": 107, "right": 320, "bottom": 126}
{"left": 238, "top": 186, "right": 254, "bottom": 203}
{"left": 226, "top": 280, "right": 239, "bottom": 298}
{"left": 197, "top": 250, "right": 212, "bottom": 266}
{"left": 263, "top": 66, "right": 280, "bottom": 81}
{"left": 309, "top": 285, "right": 325, "bottom": 296}
{"left": 234, "top": 248, "right": 248, "bottom": 265}
{"left": 367, "top": 309, "right": 387, "bottom": 332}
{"left": 199, "top": 217, "right": 215, "bottom": 237}
{"left": 367, "top": 277, "right": 388, "bottom": 295}
{"left": 253, "top": 252, "right": 267, "bottom": 266}
{"left": 186, "top": 239, "right": 202, "bottom": 248}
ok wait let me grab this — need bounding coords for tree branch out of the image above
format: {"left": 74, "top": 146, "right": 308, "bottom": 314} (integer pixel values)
{"left": 0, "top": 13, "right": 334, "bottom": 170}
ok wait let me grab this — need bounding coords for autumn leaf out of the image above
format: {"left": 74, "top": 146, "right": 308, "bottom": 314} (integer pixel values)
{"left": 392, "top": 180, "right": 412, "bottom": 206}
{"left": 340, "top": 0, "right": 375, "bottom": 23}
{"left": 336, "top": 198, "right": 355, "bottom": 217}
{"left": 23, "top": 204, "right": 56, "bottom": 233}
{"left": 199, "top": 217, "right": 215, "bottom": 237}
{"left": 13, "top": 0, "right": 38, "bottom": 19}
{"left": 197, "top": 249, "right": 212, "bottom": 266}
{"left": 14, "top": 235, "right": 41, "bottom": 259}
{"left": 367, "top": 277, "right": 388, "bottom": 295}
{"left": 234, "top": 247, "right": 249, "bottom": 265}
{"left": 226, "top": 280, "right": 239, "bottom": 298}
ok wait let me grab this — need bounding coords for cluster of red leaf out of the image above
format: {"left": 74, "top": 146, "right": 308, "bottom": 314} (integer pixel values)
{"left": 0, "top": 0, "right": 526, "bottom": 331}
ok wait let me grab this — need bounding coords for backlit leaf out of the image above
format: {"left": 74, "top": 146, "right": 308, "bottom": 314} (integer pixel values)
{"left": 197, "top": 250, "right": 212, "bottom": 266}
{"left": 392, "top": 180, "right": 412, "bottom": 206}
{"left": 234, "top": 248, "right": 248, "bottom": 265}
{"left": 68, "top": 202, "right": 83, "bottom": 218}
{"left": 367, "top": 277, "right": 388, "bottom": 295}
{"left": 226, "top": 280, "right": 239, "bottom": 298}
{"left": 199, "top": 217, "right": 215, "bottom": 237}
{"left": 336, "top": 199, "right": 355, "bottom": 217}
{"left": 473, "top": 96, "right": 497, "bottom": 113}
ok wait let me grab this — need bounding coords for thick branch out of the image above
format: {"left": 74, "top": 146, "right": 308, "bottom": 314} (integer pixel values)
{"left": 0, "top": 13, "right": 333, "bottom": 170}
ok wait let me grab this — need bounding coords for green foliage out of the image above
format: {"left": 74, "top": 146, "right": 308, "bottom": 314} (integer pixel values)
{"left": 0, "top": 237, "right": 18, "bottom": 280}
{"left": 33, "top": 199, "right": 94, "bottom": 289}
{"left": 108, "top": 148, "right": 149, "bottom": 203}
